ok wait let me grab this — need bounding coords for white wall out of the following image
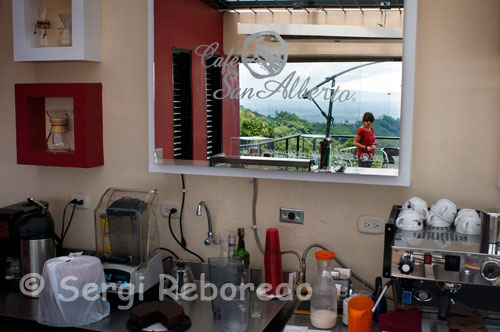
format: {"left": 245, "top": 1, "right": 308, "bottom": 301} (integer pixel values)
{"left": 1, "top": 0, "right": 500, "bottom": 285}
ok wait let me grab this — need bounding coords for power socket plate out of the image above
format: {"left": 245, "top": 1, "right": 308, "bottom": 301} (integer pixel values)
{"left": 70, "top": 193, "right": 89, "bottom": 209}
{"left": 358, "top": 216, "right": 385, "bottom": 234}
{"left": 161, "top": 202, "right": 180, "bottom": 218}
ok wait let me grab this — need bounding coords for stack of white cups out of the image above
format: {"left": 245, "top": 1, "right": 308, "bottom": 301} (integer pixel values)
{"left": 396, "top": 197, "right": 482, "bottom": 235}
{"left": 396, "top": 197, "right": 428, "bottom": 231}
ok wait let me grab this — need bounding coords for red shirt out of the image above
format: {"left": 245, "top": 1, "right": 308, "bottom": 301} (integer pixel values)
{"left": 356, "top": 127, "right": 375, "bottom": 157}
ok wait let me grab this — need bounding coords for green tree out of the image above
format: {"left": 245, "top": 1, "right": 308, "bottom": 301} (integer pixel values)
{"left": 240, "top": 107, "right": 276, "bottom": 138}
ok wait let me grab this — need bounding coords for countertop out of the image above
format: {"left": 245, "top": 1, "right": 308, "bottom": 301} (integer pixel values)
{"left": 285, "top": 312, "right": 500, "bottom": 332}
{"left": 0, "top": 287, "right": 295, "bottom": 332}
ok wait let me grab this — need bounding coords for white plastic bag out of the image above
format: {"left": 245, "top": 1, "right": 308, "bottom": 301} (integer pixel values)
{"left": 36, "top": 253, "right": 110, "bottom": 327}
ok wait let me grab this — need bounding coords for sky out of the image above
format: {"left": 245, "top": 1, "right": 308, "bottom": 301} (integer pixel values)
{"left": 238, "top": 61, "right": 403, "bottom": 123}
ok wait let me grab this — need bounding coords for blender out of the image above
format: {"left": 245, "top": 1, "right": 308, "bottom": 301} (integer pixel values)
{"left": 94, "top": 188, "right": 163, "bottom": 298}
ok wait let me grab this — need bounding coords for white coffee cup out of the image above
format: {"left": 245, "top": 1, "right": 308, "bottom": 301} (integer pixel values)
{"left": 430, "top": 199, "right": 457, "bottom": 223}
{"left": 396, "top": 210, "right": 424, "bottom": 231}
{"left": 402, "top": 197, "right": 429, "bottom": 219}
{"left": 454, "top": 209, "right": 481, "bottom": 235}
{"left": 427, "top": 210, "right": 453, "bottom": 227}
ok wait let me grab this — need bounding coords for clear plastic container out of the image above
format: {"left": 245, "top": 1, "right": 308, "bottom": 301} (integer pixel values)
{"left": 310, "top": 250, "right": 337, "bottom": 329}
{"left": 94, "top": 188, "right": 160, "bottom": 270}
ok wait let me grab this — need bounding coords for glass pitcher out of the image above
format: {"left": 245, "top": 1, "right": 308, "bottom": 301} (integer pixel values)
{"left": 46, "top": 110, "right": 73, "bottom": 153}
{"left": 221, "top": 286, "right": 249, "bottom": 332}
{"left": 310, "top": 250, "right": 337, "bottom": 329}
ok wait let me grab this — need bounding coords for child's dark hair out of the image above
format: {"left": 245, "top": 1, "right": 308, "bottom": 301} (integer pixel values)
{"left": 362, "top": 112, "right": 375, "bottom": 122}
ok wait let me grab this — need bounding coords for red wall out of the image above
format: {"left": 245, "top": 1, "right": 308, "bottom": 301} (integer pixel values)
{"left": 154, "top": 0, "right": 240, "bottom": 160}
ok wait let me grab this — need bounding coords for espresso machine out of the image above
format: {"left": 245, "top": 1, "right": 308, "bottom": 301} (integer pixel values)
{"left": 94, "top": 188, "right": 163, "bottom": 297}
{"left": 383, "top": 205, "right": 500, "bottom": 320}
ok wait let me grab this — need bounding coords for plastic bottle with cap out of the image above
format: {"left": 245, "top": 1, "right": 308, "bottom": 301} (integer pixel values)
{"left": 310, "top": 250, "right": 337, "bottom": 329}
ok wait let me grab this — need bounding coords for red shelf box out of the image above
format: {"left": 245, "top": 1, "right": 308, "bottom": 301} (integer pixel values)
{"left": 15, "top": 83, "right": 103, "bottom": 168}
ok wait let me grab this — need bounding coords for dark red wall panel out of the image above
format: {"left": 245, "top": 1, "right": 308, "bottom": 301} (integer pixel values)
{"left": 154, "top": 0, "right": 239, "bottom": 160}
{"left": 15, "top": 83, "right": 103, "bottom": 168}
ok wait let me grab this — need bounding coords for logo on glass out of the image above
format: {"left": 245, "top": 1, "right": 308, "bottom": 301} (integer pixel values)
{"left": 241, "top": 31, "right": 288, "bottom": 79}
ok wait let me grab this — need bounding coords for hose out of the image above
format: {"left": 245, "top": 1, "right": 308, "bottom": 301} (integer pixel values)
{"left": 251, "top": 178, "right": 301, "bottom": 271}
{"left": 252, "top": 178, "right": 265, "bottom": 254}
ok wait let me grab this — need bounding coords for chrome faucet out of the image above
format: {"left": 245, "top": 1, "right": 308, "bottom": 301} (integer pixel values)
{"left": 196, "top": 201, "right": 217, "bottom": 246}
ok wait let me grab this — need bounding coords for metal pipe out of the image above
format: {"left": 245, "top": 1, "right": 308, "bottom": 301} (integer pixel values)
{"left": 301, "top": 243, "right": 329, "bottom": 282}
{"left": 196, "top": 201, "right": 217, "bottom": 246}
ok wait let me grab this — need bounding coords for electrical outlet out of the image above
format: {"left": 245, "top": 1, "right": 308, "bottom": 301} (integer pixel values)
{"left": 280, "top": 208, "right": 304, "bottom": 224}
{"left": 358, "top": 216, "right": 385, "bottom": 234}
{"left": 161, "top": 202, "right": 180, "bottom": 218}
{"left": 70, "top": 193, "right": 90, "bottom": 209}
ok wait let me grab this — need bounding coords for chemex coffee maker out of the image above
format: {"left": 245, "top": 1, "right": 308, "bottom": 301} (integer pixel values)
{"left": 94, "top": 188, "right": 163, "bottom": 298}
{"left": 0, "top": 198, "right": 57, "bottom": 293}
{"left": 384, "top": 205, "right": 500, "bottom": 321}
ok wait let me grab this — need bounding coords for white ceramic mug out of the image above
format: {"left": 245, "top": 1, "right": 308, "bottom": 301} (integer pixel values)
{"left": 430, "top": 199, "right": 457, "bottom": 223}
{"left": 396, "top": 211, "right": 424, "bottom": 231}
{"left": 454, "top": 209, "right": 481, "bottom": 235}
{"left": 402, "top": 197, "right": 429, "bottom": 219}
{"left": 426, "top": 210, "right": 453, "bottom": 227}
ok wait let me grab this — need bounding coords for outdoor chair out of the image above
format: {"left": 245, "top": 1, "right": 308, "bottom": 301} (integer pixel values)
{"left": 381, "top": 147, "right": 400, "bottom": 168}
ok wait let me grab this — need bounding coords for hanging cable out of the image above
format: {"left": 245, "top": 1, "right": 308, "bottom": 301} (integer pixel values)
{"left": 251, "top": 178, "right": 265, "bottom": 254}
{"left": 159, "top": 247, "right": 179, "bottom": 260}
{"left": 60, "top": 199, "right": 81, "bottom": 246}
{"left": 179, "top": 174, "right": 187, "bottom": 247}
{"left": 168, "top": 208, "right": 204, "bottom": 262}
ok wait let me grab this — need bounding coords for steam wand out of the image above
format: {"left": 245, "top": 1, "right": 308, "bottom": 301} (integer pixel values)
{"left": 372, "top": 280, "right": 393, "bottom": 313}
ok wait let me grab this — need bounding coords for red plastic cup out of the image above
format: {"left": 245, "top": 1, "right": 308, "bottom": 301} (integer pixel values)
{"left": 264, "top": 228, "right": 283, "bottom": 295}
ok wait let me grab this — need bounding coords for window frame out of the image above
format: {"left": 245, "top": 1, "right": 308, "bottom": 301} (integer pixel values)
{"left": 148, "top": 0, "right": 417, "bottom": 186}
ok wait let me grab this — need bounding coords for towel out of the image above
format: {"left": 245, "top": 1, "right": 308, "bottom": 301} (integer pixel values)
{"left": 378, "top": 308, "right": 422, "bottom": 332}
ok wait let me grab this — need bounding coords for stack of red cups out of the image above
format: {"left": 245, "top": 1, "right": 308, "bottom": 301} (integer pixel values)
{"left": 264, "top": 228, "right": 283, "bottom": 296}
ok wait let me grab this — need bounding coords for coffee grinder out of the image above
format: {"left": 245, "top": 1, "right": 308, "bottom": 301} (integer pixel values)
{"left": 94, "top": 188, "right": 163, "bottom": 299}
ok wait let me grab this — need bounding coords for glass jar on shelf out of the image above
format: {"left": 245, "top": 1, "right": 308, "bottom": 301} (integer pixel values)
{"left": 35, "top": 6, "right": 50, "bottom": 47}
{"left": 46, "top": 109, "right": 73, "bottom": 153}
{"left": 57, "top": 13, "right": 72, "bottom": 47}
{"left": 310, "top": 250, "right": 337, "bottom": 329}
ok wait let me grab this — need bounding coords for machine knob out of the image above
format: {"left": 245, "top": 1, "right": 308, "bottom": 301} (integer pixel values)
{"left": 481, "top": 260, "right": 500, "bottom": 281}
{"left": 399, "top": 253, "right": 415, "bottom": 274}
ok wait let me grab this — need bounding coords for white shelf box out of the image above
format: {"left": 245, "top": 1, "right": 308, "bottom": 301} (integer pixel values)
{"left": 13, "top": 0, "right": 100, "bottom": 62}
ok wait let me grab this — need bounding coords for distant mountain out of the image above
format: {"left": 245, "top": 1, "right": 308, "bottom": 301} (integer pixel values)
{"left": 240, "top": 90, "right": 401, "bottom": 123}
{"left": 240, "top": 107, "right": 400, "bottom": 139}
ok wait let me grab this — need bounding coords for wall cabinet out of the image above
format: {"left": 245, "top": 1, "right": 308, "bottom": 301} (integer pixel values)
{"left": 12, "top": 0, "right": 101, "bottom": 62}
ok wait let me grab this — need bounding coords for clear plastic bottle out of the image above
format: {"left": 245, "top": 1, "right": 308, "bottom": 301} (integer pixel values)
{"left": 310, "top": 250, "right": 337, "bottom": 329}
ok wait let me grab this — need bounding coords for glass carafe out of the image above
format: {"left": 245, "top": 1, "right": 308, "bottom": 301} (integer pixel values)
{"left": 46, "top": 110, "right": 73, "bottom": 153}
{"left": 57, "top": 13, "right": 72, "bottom": 46}
{"left": 310, "top": 250, "right": 337, "bottom": 329}
{"left": 35, "top": 6, "right": 50, "bottom": 47}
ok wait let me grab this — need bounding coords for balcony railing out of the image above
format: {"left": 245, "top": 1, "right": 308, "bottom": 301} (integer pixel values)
{"left": 240, "top": 134, "right": 400, "bottom": 154}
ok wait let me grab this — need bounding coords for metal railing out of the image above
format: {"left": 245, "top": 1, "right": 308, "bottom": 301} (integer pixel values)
{"left": 240, "top": 134, "right": 400, "bottom": 155}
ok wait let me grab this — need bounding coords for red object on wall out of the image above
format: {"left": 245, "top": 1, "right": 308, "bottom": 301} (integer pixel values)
{"left": 15, "top": 83, "right": 104, "bottom": 168}
{"left": 154, "top": 0, "right": 240, "bottom": 160}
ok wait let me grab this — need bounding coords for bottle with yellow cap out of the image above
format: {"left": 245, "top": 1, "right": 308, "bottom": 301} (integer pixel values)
{"left": 310, "top": 250, "right": 337, "bottom": 329}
